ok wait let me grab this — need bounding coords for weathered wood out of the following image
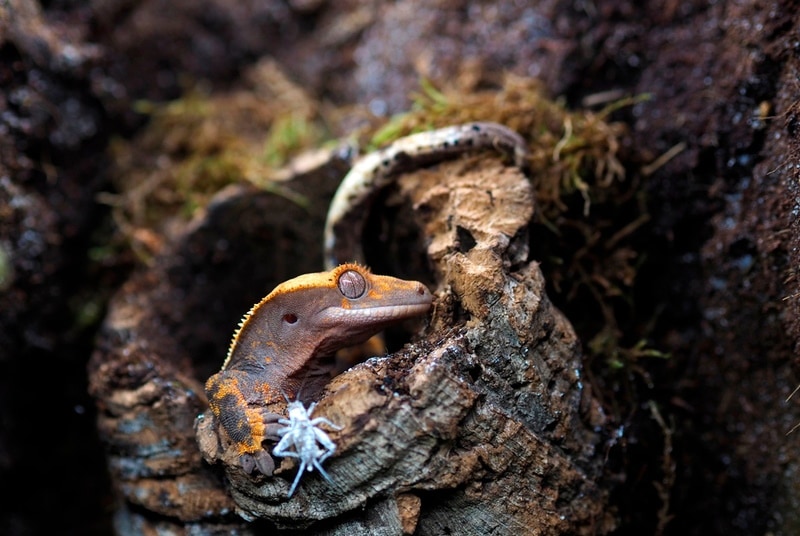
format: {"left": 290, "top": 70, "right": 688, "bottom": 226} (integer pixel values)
{"left": 91, "top": 154, "right": 611, "bottom": 534}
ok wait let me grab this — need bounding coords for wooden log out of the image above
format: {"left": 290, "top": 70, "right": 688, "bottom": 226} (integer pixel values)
{"left": 90, "top": 154, "right": 612, "bottom": 534}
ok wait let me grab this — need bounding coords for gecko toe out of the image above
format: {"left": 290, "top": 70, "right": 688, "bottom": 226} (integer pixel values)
{"left": 262, "top": 410, "right": 283, "bottom": 423}
{"left": 240, "top": 453, "right": 256, "bottom": 474}
{"left": 240, "top": 450, "right": 275, "bottom": 475}
{"left": 254, "top": 450, "right": 275, "bottom": 475}
{"left": 265, "top": 423, "right": 283, "bottom": 441}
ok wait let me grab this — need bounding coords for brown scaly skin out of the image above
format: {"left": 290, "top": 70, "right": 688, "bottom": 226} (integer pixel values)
{"left": 205, "top": 263, "right": 433, "bottom": 475}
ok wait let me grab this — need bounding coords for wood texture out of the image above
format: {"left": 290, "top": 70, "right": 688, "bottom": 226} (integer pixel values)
{"left": 90, "top": 155, "right": 611, "bottom": 534}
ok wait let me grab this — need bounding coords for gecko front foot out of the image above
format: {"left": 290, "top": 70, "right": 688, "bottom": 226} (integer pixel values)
{"left": 197, "top": 402, "right": 288, "bottom": 475}
{"left": 238, "top": 410, "right": 285, "bottom": 475}
{"left": 240, "top": 449, "right": 276, "bottom": 475}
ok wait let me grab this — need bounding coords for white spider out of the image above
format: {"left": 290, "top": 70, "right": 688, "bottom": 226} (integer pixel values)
{"left": 272, "top": 400, "right": 342, "bottom": 497}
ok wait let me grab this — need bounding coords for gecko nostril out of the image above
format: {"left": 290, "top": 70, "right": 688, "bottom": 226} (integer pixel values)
{"left": 283, "top": 313, "right": 298, "bottom": 324}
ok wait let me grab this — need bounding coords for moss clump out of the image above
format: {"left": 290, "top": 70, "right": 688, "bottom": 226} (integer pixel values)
{"left": 104, "top": 61, "right": 325, "bottom": 261}
{"left": 367, "top": 76, "right": 628, "bottom": 217}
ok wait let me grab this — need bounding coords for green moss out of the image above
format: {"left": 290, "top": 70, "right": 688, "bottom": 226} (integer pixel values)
{"left": 262, "top": 114, "right": 323, "bottom": 168}
{"left": 108, "top": 86, "right": 321, "bottom": 261}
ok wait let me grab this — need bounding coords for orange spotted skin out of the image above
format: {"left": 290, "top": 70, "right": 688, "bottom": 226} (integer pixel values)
{"left": 204, "top": 263, "right": 433, "bottom": 471}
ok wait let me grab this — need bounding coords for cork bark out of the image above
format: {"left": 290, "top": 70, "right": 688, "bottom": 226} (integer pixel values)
{"left": 89, "top": 154, "right": 611, "bottom": 534}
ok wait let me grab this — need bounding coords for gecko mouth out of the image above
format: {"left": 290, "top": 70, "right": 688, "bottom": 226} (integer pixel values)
{"left": 328, "top": 302, "right": 432, "bottom": 323}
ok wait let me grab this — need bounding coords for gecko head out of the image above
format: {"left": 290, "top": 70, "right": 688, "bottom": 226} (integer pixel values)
{"left": 262, "top": 263, "right": 432, "bottom": 356}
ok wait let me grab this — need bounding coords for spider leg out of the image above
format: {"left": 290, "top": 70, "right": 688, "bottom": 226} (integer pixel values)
{"left": 313, "top": 459, "right": 334, "bottom": 484}
{"left": 273, "top": 443, "right": 301, "bottom": 458}
{"left": 287, "top": 460, "right": 308, "bottom": 497}
{"left": 272, "top": 435, "right": 298, "bottom": 457}
{"left": 310, "top": 417, "right": 343, "bottom": 430}
{"left": 317, "top": 448, "right": 333, "bottom": 465}
{"left": 313, "top": 428, "right": 337, "bottom": 451}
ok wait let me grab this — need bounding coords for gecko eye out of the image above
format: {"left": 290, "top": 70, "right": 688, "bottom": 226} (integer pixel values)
{"left": 283, "top": 313, "right": 298, "bottom": 324}
{"left": 337, "top": 269, "right": 367, "bottom": 299}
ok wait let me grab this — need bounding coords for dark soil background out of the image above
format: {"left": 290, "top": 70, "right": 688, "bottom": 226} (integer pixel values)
{"left": 1, "top": 0, "right": 799, "bottom": 534}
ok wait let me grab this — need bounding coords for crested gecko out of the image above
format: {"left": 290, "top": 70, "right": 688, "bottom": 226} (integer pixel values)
{"left": 204, "top": 263, "right": 432, "bottom": 475}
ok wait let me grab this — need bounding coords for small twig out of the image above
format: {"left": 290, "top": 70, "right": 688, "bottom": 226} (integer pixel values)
{"left": 648, "top": 400, "right": 675, "bottom": 536}
{"left": 786, "top": 383, "right": 800, "bottom": 403}
{"left": 786, "top": 384, "right": 800, "bottom": 437}
{"left": 641, "top": 142, "right": 686, "bottom": 176}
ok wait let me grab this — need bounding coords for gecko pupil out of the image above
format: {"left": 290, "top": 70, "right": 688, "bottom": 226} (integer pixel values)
{"left": 338, "top": 269, "right": 367, "bottom": 299}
